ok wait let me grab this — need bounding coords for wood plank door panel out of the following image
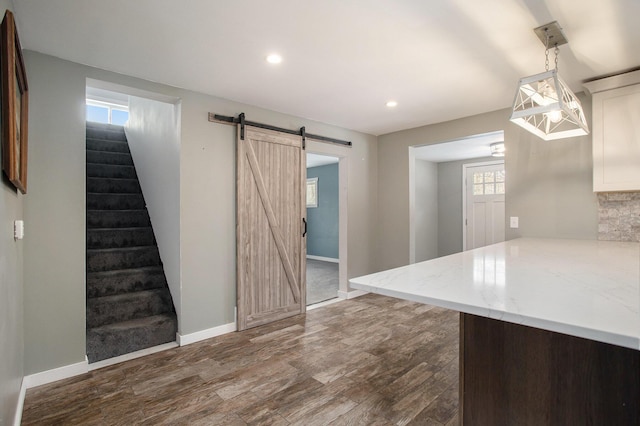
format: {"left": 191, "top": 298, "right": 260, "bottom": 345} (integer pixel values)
{"left": 237, "top": 126, "right": 306, "bottom": 331}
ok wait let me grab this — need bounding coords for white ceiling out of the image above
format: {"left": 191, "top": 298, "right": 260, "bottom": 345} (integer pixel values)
{"left": 413, "top": 131, "right": 504, "bottom": 163}
{"left": 13, "top": 0, "right": 640, "bottom": 136}
{"left": 307, "top": 153, "right": 339, "bottom": 168}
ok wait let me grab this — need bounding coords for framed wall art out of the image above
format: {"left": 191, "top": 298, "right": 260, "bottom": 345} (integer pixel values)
{"left": 306, "top": 177, "right": 318, "bottom": 208}
{"left": 1, "top": 9, "right": 28, "bottom": 194}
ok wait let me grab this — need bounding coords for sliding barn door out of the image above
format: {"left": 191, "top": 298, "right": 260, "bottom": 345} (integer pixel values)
{"left": 237, "top": 126, "right": 306, "bottom": 331}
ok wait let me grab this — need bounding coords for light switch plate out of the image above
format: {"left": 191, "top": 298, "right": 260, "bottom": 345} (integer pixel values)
{"left": 14, "top": 220, "right": 24, "bottom": 240}
{"left": 510, "top": 217, "right": 519, "bottom": 229}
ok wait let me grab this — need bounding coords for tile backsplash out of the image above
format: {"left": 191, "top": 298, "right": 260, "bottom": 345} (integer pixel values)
{"left": 597, "top": 192, "right": 640, "bottom": 242}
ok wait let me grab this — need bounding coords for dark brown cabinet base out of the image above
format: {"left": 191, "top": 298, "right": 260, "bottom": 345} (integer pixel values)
{"left": 460, "top": 313, "right": 640, "bottom": 425}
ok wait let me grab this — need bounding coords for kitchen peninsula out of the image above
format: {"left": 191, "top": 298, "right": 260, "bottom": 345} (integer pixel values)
{"left": 350, "top": 238, "right": 640, "bottom": 424}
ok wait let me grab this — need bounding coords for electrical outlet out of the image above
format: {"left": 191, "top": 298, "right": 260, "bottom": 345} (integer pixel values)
{"left": 510, "top": 217, "right": 519, "bottom": 229}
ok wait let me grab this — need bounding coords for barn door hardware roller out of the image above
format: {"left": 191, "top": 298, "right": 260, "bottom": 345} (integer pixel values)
{"left": 209, "top": 112, "right": 352, "bottom": 147}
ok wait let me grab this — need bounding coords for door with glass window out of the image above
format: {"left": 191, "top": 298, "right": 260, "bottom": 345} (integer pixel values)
{"left": 464, "top": 163, "right": 505, "bottom": 250}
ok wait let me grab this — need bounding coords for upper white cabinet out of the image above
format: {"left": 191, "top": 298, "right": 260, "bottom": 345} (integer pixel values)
{"left": 584, "top": 70, "right": 640, "bottom": 192}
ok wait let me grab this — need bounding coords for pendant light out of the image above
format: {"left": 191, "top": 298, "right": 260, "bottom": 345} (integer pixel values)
{"left": 509, "top": 22, "right": 589, "bottom": 141}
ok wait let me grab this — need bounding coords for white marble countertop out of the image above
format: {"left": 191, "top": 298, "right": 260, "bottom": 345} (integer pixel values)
{"left": 350, "top": 238, "right": 640, "bottom": 350}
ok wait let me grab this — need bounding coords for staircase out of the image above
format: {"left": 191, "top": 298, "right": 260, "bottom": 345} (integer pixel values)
{"left": 86, "top": 122, "right": 177, "bottom": 363}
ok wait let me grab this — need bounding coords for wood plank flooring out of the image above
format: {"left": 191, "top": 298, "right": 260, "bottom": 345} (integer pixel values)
{"left": 22, "top": 294, "right": 459, "bottom": 425}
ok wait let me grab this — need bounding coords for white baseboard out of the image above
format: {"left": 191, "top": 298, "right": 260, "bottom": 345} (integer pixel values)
{"left": 13, "top": 377, "right": 27, "bottom": 426}
{"left": 88, "top": 342, "right": 178, "bottom": 371}
{"left": 337, "top": 289, "right": 369, "bottom": 299}
{"left": 177, "top": 322, "right": 236, "bottom": 346}
{"left": 307, "top": 297, "right": 342, "bottom": 311}
{"left": 306, "top": 255, "right": 339, "bottom": 263}
{"left": 23, "top": 358, "right": 89, "bottom": 389}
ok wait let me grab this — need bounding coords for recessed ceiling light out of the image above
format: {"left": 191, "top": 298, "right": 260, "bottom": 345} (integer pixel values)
{"left": 386, "top": 100, "right": 398, "bottom": 108}
{"left": 266, "top": 54, "right": 282, "bottom": 64}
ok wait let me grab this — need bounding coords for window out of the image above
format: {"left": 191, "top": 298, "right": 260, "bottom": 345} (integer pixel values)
{"left": 306, "top": 177, "right": 318, "bottom": 208}
{"left": 86, "top": 99, "right": 129, "bottom": 125}
{"left": 111, "top": 109, "right": 129, "bottom": 126}
{"left": 86, "top": 104, "right": 109, "bottom": 123}
{"left": 472, "top": 170, "right": 505, "bottom": 195}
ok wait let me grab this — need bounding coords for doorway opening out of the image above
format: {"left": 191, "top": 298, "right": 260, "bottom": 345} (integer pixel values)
{"left": 306, "top": 153, "right": 340, "bottom": 306}
{"left": 409, "top": 131, "right": 505, "bottom": 263}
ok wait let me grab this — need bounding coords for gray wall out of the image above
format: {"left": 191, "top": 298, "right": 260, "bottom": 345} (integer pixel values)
{"left": 22, "top": 51, "right": 378, "bottom": 374}
{"left": 1, "top": 2, "right": 24, "bottom": 423}
{"left": 413, "top": 159, "right": 438, "bottom": 262}
{"left": 377, "top": 95, "right": 598, "bottom": 270}
{"left": 0, "top": 185, "right": 23, "bottom": 426}
{"left": 437, "top": 156, "right": 495, "bottom": 257}
{"left": 126, "top": 95, "right": 182, "bottom": 328}
{"left": 306, "top": 163, "right": 339, "bottom": 259}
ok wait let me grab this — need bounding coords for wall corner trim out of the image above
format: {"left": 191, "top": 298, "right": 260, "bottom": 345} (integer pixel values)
{"left": 13, "top": 377, "right": 27, "bottom": 426}
{"left": 338, "top": 289, "right": 369, "bottom": 299}
{"left": 177, "top": 322, "right": 237, "bottom": 346}
{"left": 23, "top": 358, "right": 89, "bottom": 389}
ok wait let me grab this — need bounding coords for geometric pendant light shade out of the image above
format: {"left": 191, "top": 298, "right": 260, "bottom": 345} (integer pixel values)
{"left": 509, "top": 21, "right": 589, "bottom": 141}
{"left": 510, "top": 69, "right": 589, "bottom": 140}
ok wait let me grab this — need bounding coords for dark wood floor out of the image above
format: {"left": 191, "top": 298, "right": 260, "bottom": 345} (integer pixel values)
{"left": 22, "top": 294, "right": 459, "bottom": 425}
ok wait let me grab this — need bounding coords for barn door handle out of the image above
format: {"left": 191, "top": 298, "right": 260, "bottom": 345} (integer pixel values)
{"left": 302, "top": 218, "right": 307, "bottom": 237}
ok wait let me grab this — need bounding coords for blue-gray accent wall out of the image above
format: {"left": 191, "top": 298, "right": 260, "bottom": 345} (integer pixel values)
{"left": 306, "top": 163, "right": 339, "bottom": 259}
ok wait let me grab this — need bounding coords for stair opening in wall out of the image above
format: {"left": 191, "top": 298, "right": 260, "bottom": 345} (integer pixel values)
{"left": 85, "top": 84, "right": 179, "bottom": 363}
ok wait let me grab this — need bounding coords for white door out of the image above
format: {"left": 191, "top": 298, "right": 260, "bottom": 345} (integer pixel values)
{"left": 464, "top": 163, "right": 505, "bottom": 250}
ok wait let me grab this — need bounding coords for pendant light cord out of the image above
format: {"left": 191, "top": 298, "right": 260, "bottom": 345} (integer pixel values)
{"left": 544, "top": 29, "right": 560, "bottom": 71}
{"left": 545, "top": 31, "right": 550, "bottom": 71}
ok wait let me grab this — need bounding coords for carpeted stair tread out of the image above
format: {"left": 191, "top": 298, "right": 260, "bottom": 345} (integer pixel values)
{"left": 87, "top": 163, "right": 136, "bottom": 179}
{"left": 87, "top": 209, "right": 151, "bottom": 228}
{"left": 87, "top": 177, "right": 141, "bottom": 194}
{"left": 87, "top": 193, "right": 145, "bottom": 210}
{"left": 86, "top": 313, "right": 177, "bottom": 363}
{"left": 87, "top": 289, "right": 173, "bottom": 328}
{"left": 86, "top": 123, "right": 127, "bottom": 142}
{"left": 87, "top": 266, "right": 167, "bottom": 298}
{"left": 86, "top": 138, "right": 130, "bottom": 153}
{"left": 87, "top": 245, "right": 161, "bottom": 272}
{"left": 87, "top": 149, "right": 133, "bottom": 166}
{"left": 87, "top": 227, "right": 155, "bottom": 249}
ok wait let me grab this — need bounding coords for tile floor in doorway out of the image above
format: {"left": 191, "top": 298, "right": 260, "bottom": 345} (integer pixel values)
{"left": 306, "top": 259, "right": 339, "bottom": 305}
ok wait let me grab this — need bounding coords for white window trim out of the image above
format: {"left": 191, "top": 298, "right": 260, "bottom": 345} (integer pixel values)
{"left": 86, "top": 99, "right": 129, "bottom": 124}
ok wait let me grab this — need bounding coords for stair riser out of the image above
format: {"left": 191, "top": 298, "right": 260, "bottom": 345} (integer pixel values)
{"left": 87, "top": 290, "right": 173, "bottom": 328}
{"left": 87, "top": 193, "right": 145, "bottom": 210}
{"left": 87, "top": 150, "right": 133, "bottom": 166}
{"left": 87, "top": 268, "right": 167, "bottom": 298}
{"left": 87, "top": 247, "right": 161, "bottom": 272}
{"left": 86, "top": 314, "right": 177, "bottom": 363}
{"left": 87, "top": 178, "right": 141, "bottom": 194}
{"left": 86, "top": 138, "right": 130, "bottom": 153}
{"left": 87, "top": 210, "right": 151, "bottom": 228}
{"left": 86, "top": 127, "right": 127, "bottom": 141}
{"left": 87, "top": 228, "right": 155, "bottom": 249}
{"left": 87, "top": 164, "right": 137, "bottom": 179}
